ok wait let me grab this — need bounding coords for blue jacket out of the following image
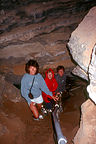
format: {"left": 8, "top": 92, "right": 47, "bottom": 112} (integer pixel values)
{"left": 21, "top": 73, "right": 52, "bottom": 105}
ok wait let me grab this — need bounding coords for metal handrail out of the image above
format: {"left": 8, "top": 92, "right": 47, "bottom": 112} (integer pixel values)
{"left": 52, "top": 105, "right": 67, "bottom": 144}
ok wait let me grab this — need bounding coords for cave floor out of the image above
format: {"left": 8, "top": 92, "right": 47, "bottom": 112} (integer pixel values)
{"left": 0, "top": 78, "right": 87, "bottom": 144}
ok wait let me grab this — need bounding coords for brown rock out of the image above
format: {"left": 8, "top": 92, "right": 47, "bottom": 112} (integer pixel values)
{"left": 68, "top": 6, "right": 96, "bottom": 75}
{"left": 0, "top": 75, "right": 22, "bottom": 103}
{"left": 74, "top": 99, "right": 96, "bottom": 144}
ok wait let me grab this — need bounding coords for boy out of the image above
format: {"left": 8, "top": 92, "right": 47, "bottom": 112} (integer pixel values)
{"left": 55, "top": 65, "right": 66, "bottom": 94}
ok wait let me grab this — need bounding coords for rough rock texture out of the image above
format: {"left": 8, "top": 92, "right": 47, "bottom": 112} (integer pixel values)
{"left": 68, "top": 6, "right": 96, "bottom": 102}
{"left": 67, "top": 6, "right": 96, "bottom": 144}
{"left": 87, "top": 44, "right": 96, "bottom": 104}
{"left": 0, "top": 74, "right": 22, "bottom": 103}
{"left": 74, "top": 99, "right": 96, "bottom": 144}
{"left": 68, "top": 6, "right": 96, "bottom": 78}
{"left": 0, "top": 0, "right": 95, "bottom": 85}
{"left": 0, "top": 1, "right": 96, "bottom": 144}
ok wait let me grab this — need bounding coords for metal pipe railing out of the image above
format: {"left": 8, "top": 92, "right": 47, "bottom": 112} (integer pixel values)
{"left": 52, "top": 105, "right": 67, "bottom": 144}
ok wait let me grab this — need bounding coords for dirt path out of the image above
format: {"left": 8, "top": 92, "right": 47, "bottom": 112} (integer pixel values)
{"left": 0, "top": 78, "right": 87, "bottom": 144}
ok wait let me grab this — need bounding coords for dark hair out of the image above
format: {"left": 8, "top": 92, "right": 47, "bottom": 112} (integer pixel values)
{"left": 56, "top": 65, "right": 65, "bottom": 72}
{"left": 25, "top": 59, "right": 39, "bottom": 74}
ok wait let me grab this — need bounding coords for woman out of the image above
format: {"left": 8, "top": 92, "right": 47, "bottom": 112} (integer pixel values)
{"left": 21, "top": 59, "right": 57, "bottom": 120}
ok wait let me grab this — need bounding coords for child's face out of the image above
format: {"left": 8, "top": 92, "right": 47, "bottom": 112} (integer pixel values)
{"left": 29, "top": 66, "right": 37, "bottom": 75}
{"left": 47, "top": 72, "right": 52, "bottom": 79}
{"left": 58, "top": 69, "right": 64, "bottom": 77}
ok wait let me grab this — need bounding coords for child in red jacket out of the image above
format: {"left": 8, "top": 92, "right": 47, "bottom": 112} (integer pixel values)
{"left": 42, "top": 68, "right": 58, "bottom": 112}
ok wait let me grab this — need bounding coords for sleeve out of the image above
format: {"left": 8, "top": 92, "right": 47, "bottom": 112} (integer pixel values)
{"left": 42, "top": 91, "right": 52, "bottom": 103}
{"left": 52, "top": 79, "right": 58, "bottom": 92}
{"left": 39, "top": 74, "right": 53, "bottom": 96}
{"left": 54, "top": 74, "right": 59, "bottom": 93}
{"left": 63, "top": 75, "right": 66, "bottom": 87}
{"left": 21, "top": 77, "right": 32, "bottom": 105}
{"left": 54, "top": 74, "right": 58, "bottom": 82}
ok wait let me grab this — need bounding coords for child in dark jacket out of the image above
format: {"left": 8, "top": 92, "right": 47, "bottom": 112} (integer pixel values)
{"left": 55, "top": 65, "right": 70, "bottom": 100}
{"left": 42, "top": 68, "right": 58, "bottom": 112}
{"left": 55, "top": 65, "right": 66, "bottom": 93}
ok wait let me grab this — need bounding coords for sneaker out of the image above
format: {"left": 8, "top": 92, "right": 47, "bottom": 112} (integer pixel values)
{"left": 41, "top": 107, "right": 47, "bottom": 114}
{"left": 47, "top": 109, "right": 52, "bottom": 113}
{"left": 39, "top": 114, "right": 44, "bottom": 119}
{"left": 55, "top": 103, "right": 59, "bottom": 107}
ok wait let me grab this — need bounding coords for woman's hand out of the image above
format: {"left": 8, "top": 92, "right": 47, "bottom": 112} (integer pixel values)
{"left": 57, "top": 92, "right": 60, "bottom": 95}
{"left": 52, "top": 96, "right": 59, "bottom": 101}
{"left": 56, "top": 93, "right": 60, "bottom": 97}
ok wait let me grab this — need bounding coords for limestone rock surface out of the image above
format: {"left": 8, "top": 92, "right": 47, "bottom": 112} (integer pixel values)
{"left": 67, "top": 6, "right": 96, "bottom": 144}
{"left": 68, "top": 6, "right": 96, "bottom": 104}
{"left": 68, "top": 6, "right": 96, "bottom": 79}
{"left": 74, "top": 99, "right": 96, "bottom": 144}
{"left": 0, "top": 74, "right": 22, "bottom": 103}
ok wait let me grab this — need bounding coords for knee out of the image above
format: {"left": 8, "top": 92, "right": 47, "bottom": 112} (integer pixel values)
{"left": 30, "top": 102, "right": 35, "bottom": 110}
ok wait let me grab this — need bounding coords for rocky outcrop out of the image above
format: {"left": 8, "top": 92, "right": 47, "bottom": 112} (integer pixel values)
{"left": 67, "top": 6, "right": 96, "bottom": 144}
{"left": 0, "top": 74, "right": 22, "bottom": 103}
{"left": 74, "top": 99, "right": 96, "bottom": 144}
{"left": 68, "top": 6, "right": 96, "bottom": 77}
{"left": 0, "top": 74, "right": 26, "bottom": 143}
{"left": 87, "top": 44, "right": 96, "bottom": 104}
{"left": 68, "top": 6, "right": 96, "bottom": 103}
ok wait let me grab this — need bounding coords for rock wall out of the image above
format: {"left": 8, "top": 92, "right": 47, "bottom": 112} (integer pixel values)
{"left": 0, "top": 0, "right": 95, "bottom": 85}
{"left": 87, "top": 44, "right": 96, "bottom": 104}
{"left": 68, "top": 6, "right": 96, "bottom": 104}
{"left": 68, "top": 6, "right": 96, "bottom": 80}
{"left": 0, "top": 74, "right": 22, "bottom": 103}
{"left": 67, "top": 6, "right": 96, "bottom": 144}
{"left": 74, "top": 99, "right": 96, "bottom": 144}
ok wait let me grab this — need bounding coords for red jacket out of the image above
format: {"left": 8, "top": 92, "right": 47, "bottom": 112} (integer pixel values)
{"left": 42, "top": 68, "right": 58, "bottom": 103}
